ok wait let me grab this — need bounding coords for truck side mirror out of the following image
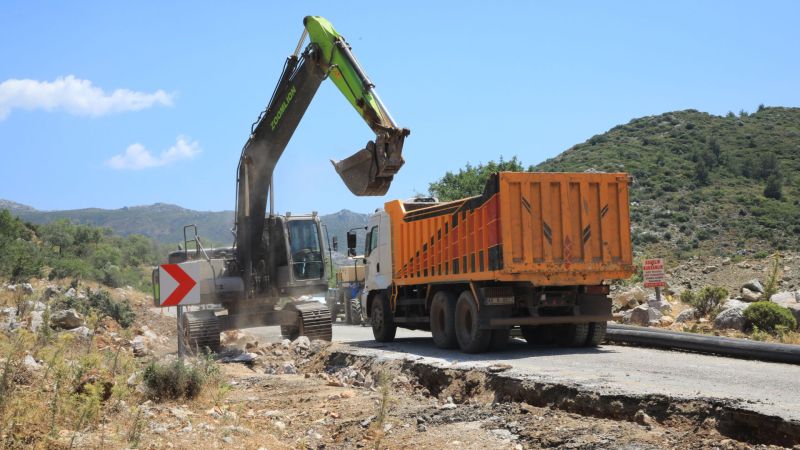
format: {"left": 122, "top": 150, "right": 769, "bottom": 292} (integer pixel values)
{"left": 346, "top": 231, "right": 357, "bottom": 257}
{"left": 332, "top": 236, "right": 338, "bottom": 252}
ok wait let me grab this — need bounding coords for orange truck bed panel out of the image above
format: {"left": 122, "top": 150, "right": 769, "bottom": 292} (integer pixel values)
{"left": 385, "top": 172, "right": 634, "bottom": 286}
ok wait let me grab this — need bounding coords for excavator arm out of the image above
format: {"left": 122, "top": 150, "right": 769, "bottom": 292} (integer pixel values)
{"left": 235, "top": 16, "right": 409, "bottom": 284}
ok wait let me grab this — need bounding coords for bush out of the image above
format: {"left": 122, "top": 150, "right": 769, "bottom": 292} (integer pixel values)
{"left": 743, "top": 301, "right": 797, "bottom": 332}
{"left": 764, "top": 174, "right": 783, "bottom": 200}
{"left": 683, "top": 286, "right": 728, "bottom": 316}
{"left": 142, "top": 358, "right": 218, "bottom": 401}
{"left": 57, "top": 289, "right": 136, "bottom": 328}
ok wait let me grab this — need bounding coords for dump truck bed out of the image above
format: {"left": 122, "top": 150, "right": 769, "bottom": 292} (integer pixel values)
{"left": 384, "top": 172, "right": 634, "bottom": 286}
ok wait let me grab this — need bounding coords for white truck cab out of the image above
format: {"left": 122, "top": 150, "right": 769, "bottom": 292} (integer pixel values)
{"left": 359, "top": 210, "right": 393, "bottom": 312}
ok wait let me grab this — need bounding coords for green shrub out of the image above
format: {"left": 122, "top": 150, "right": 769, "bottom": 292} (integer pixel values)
{"left": 142, "top": 357, "right": 219, "bottom": 401}
{"left": 685, "top": 286, "right": 728, "bottom": 316}
{"left": 143, "top": 360, "right": 204, "bottom": 401}
{"left": 743, "top": 302, "right": 797, "bottom": 332}
{"left": 57, "top": 289, "right": 136, "bottom": 328}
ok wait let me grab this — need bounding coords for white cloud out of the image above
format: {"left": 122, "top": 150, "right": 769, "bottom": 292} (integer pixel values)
{"left": 107, "top": 136, "right": 201, "bottom": 170}
{"left": 0, "top": 75, "right": 173, "bottom": 120}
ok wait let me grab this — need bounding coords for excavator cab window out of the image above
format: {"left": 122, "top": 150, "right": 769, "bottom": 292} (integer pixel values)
{"left": 288, "top": 219, "right": 324, "bottom": 280}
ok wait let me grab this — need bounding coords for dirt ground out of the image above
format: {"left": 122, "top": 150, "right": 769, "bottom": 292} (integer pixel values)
{"left": 126, "top": 338, "right": 791, "bottom": 450}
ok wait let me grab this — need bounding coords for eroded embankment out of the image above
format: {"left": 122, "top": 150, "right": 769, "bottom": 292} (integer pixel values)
{"left": 322, "top": 348, "right": 800, "bottom": 447}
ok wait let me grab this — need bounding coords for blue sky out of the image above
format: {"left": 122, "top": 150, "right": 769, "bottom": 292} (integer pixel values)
{"left": 1, "top": 1, "right": 798, "bottom": 214}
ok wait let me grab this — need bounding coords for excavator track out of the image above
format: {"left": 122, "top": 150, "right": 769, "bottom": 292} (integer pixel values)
{"left": 182, "top": 310, "right": 221, "bottom": 353}
{"left": 280, "top": 301, "right": 332, "bottom": 341}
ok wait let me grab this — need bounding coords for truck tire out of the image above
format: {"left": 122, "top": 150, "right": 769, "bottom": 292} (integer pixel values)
{"left": 371, "top": 293, "right": 396, "bottom": 342}
{"left": 430, "top": 290, "right": 458, "bottom": 349}
{"left": 489, "top": 327, "right": 511, "bottom": 351}
{"left": 349, "top": 298, "right": 363, "bottom": 325}
{"left": 455, "top": 290, "right": 491, "bottom": 353}
{"left": 585, "top": 321, "right": 607, "bottom": 346}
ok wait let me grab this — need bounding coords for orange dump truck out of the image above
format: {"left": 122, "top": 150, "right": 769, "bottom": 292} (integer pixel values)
{"left": 349, "top": 172, "right": 634, "bottom": 353}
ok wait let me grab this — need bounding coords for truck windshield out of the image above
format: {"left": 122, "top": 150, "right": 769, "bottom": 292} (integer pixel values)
{"left": 288, "top": 219, "right": 324, "bottom": 280}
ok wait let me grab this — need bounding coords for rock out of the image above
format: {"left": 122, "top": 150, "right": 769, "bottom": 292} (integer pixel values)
{"left": 245, "top": 341, "right": 258, "bottom": 351}
{"left": 743, "top": 279, "right": 764, "bottom": 294}
{"left": 659, "top": 316, "right": 674, "bottom": 326}
{"left": 50, "top": 308, "right": 84, "bottom": 329}
{"left": 64, "top": 288, "right": 77, "bottom": 298}
{"left": 6, "top": 284, "right": 16, "bottom": 292}
{"left": 127, "top": 373, "right": 138, "bottom": 387}
{"left": 723, "top": 299, "right": 749, "bottom": 310}
{"left": 292, "top": 336, "right": 311, "bottom": 350}
{"left": 626, "top": 305, "right": 662, "bottom": 327}
{"left": 280, "top": 339, "right": 291, "bottom": 348}
{"left": 702, "top": 265, "right": 718, "bottom": 274}
{"left": 647, "top": 296, "right": 672, "bottom": 314}
{"left": 29, "top": 310, "right": 44, "bottom": 332}
{"left": 281, "top": 362, "right": 297, "bottom": 374}
{"left": 740, "top": 287, "right": 762, "bottom": 302}
{"left": 737, "top": 262, "right": 752, "bottom": 269}
{"left": 21, "top": 283, "right": 34, "bottom": 295}
{"left": 42, "top": 285, "right": 59, "bottom": 300}
{"left": 0, "top": 307, "right": 18, "bottom": 331}
{"left": 439, "top": 403, "right": 457, "bottom": 410}
{"left": 713, "top": 306, "right": 747, "bottom": 331}
{"left": 634, "top": 410, "right": 655, "bottom": 427}
{"left": 675, "top": 308, "right": 698, "bottom": 323}
{"left": 23, "top": 354, "right": 42, "bottom": 370}
{"left": 68, "top": 326, "right": 92, "bottom": 338}
{"left": 360, "top": 415, "right": 376, "bottom": 427}
{"left": 784, "top": 304, "right": 800, "bottom": 324}
{"left": 220, "top": 353, "right": 257, "bottom": 364}
{"left": 770, "top": 292, "right": 798, "bottom": 307}
{"left": 131, "top": 335, "right": 148, "bottom": 357}
{"left": 722, "top": 257, "right": 732, "bottom": 266}
{"left": 273, "top": 421, "right": 286, "bottom": 432}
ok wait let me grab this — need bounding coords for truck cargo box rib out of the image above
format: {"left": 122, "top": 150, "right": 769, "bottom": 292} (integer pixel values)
{"left": 384, "top": 172, "right": 634, "bottom": 286}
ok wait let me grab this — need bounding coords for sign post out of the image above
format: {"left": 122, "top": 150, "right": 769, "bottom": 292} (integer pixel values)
{"left": 157, "top": 263, "right": 201, "bottom": 358}
{"left": 643, "top": 258, "right": 666, "bottom": 301}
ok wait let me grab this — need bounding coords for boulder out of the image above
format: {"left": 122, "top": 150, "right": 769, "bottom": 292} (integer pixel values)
{"left": 0, "top": 307, "right": 18, "bottom": 331}
{"left": 713, "top": 306, "right": 747, "bottom": 331}
{"left": 723, "top": 299, "right": 749, "bottom": 310}
{"left": 675, "top": 308, "right": 698, "bottom": 323}
{"left": 42, "top": 285, "right": 59, "bottom": 300}
{"left": 740, "top": 287, "right": 761, "bottom": 302}
{"left": 646, "top": 296, "right": 672, "bottom": 314}
{"left": 770, "top": 292, "right": 798, "bottom": 307}
{"left": 50, "top": 309, "right": 84, "bottom": 330}
{"left": 626, "top": 305, "right": 662, "bottom": 327}
{"left": 659, "top": 316, "right": 674, "bottom": 326}
{"left": 64, "top": 288, "right": 77, "bottom": 299}
{"left": 742, "top": 279, "right": 764, "bottom": 294}
{"left": 785, "top": 304, "right": 800, "bottom": 325}
{"left": 292, "top": 336, "right": 311, "bottom": 350}
{"left": 21, "top": 283, "right": 34, "bottom": 295}
{"left": 68, "top": 326, "right": 92, "bottom": 338}
{"left": 131, "top": 335, "right": 148, "bottom": 357}
{"left": 703, "top": 265, "right": 718, "bottom": 274}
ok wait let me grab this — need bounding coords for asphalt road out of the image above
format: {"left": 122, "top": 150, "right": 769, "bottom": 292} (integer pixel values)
{"left": 247, "top": 322, "right": 800, "bottom": 423}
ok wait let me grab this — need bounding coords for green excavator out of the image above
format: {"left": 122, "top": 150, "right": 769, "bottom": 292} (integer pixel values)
{"left": 153, "top": 16, "right": 409, "bottom": 351}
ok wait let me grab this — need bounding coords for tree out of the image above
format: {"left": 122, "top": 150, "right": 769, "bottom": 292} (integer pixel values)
{"left": 764, "top": 174, "right": 783, "bottom": 200}
{"left": 428, "top": 156, "right": 525, "bottom": 201}
{"left": 694, "top": 160, "right": 710, "bottom": 186}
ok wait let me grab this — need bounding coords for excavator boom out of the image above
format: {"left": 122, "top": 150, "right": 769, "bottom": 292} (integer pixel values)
{"left": 235, "top": 16, "right": 409, "bottom": 286}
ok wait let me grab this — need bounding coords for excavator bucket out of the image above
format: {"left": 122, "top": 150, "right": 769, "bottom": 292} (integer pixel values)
{"left": 332, "top": 129, "right": 409, "bottom": 196}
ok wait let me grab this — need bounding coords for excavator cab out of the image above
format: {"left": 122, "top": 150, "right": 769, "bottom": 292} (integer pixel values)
{"left": 261, "top": 213, "right": 329, "bottom": 297}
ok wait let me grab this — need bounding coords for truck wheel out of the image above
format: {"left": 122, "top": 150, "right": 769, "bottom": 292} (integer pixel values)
{"left": 489, "top": 327, "right": 510, "bottom": 351}
{"left": 371, "top": 293, "right": 396, "bottom": 342}
{"left": 554, "top": 323, "right": 590, "bottom": 347}
{"left": 349, "top": 298, "right": 363, "bottom": 325}
{"left": 455, "top": 290, "right": 491, "bottom": 353}
{"left": 430, "top": 290, "right": 458, "bottom": 349}
{"left": 585, "top": 322, "right": 607, "bottom": 346}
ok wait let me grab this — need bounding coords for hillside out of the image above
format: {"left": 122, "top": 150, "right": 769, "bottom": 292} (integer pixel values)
{"left": 533, "top": 106, "right": 800, "bottom": 259}
{"left": 1, "top": 200, "right": 369, "bottom": 256}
